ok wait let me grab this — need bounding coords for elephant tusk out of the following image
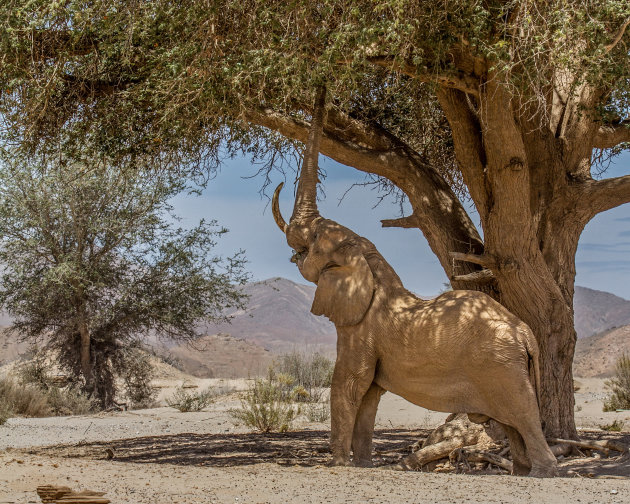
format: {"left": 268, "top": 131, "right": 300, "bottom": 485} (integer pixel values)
{"left": 272, "top": 182, "right": 288, "bottom": 233}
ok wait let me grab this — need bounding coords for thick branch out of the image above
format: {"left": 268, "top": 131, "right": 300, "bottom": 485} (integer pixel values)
{"left": 605, "top": 17, "right": 630, "bottom": 53}
{"left": 451, "top": 269, "right": 495, "bottom": 284}
{"left": 579, "top": 174, "right": 630, "bottom": 219}
{"left": 381, "top": 215, "right": 419, "bottom": 229}
{"left": 243, "top": 107, "right": 485, "bottom": 282}
{"left": 449, "top": 252, "right": 496, "bottom": 269}
{"left": 593, "top": 121, "right": 630, "bottom": 149}
{"left": 364, "top": 57, "right": 479, "bottom": 96}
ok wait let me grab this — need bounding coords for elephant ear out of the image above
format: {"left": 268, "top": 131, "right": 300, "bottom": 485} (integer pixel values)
{"left": 311, "top": 250, "right": 375, "bottom": 327}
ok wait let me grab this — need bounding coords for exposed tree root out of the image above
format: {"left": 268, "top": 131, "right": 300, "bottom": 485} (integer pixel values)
{"left": 450, "top": 448, "right": 514, "bottom": 473}
{"left": 389, "top": 415, "right": 630, "bottom": 475}
{"left": 546, "top": 438, "right": 629, "bottom": 456}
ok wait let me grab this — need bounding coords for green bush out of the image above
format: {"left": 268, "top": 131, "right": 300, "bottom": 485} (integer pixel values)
{"left": 230, "top": 374, "right": 298, "bottom": 432}
{"left": 119, "top": 350, "right": 157, "bottom": 409}
{"left": 603, "top": 354, "right": 630, "bottom": 412}
{"left": 599, "top": 419, "right": 624, "bottom": 432}
{"left": 166, "top": 386, "right": 215, "bottom": 412}
{"left": 275, "top": 351, "right": 334, "bottom": 403}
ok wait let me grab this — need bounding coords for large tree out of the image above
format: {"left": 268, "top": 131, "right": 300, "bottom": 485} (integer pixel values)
{"left": 1, "top": 0, "right": 629, "bottom": 436}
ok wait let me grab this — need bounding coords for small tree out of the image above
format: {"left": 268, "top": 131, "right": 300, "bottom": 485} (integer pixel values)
{"left": 0, "top": 151, "right": 248, "bottom": 407}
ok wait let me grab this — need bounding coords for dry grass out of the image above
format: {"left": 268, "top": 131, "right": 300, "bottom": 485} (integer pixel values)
{"left": 0, "top": 376, "right": 51, "bottom": 422}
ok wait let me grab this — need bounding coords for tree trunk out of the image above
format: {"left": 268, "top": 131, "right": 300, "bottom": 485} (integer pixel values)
{"left": 78, "top": 310, "right": 93, "bottom": 394}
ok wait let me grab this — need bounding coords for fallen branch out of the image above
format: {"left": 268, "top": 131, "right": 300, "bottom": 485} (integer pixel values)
{"left": 547, "top": 437, "right": 629, "bottom": 455}
{"left": 450, "top": 448, "right": 514, "bottom": 473}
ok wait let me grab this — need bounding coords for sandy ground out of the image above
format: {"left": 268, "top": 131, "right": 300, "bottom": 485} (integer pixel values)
{"left": 1, "top": 377, "right": 629, "bottom": 503}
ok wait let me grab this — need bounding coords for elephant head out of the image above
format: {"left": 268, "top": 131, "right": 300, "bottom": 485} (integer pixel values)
{"left": 271, "top": 87, "right": 375, "bottom": 327}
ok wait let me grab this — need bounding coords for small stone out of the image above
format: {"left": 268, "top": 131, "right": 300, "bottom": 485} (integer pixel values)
{"left": 611, "top": 489, "right": 618, "bottom": 495}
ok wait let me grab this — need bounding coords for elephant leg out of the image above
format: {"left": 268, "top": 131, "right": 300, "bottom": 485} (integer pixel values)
{"left": 513, "top": 418, "right": 558, "bottom": 478}
{"left": 351, "top": 383, "right": 385, "bottom": 467}
{"left": 329, "top": 360, "right": 375, "bottom": 466}
{"left": 501, "top": 423, "right": 531, "bottom": 476}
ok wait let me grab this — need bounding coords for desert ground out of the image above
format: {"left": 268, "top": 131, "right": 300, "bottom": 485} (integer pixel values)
{"left": 1, "top": 375, "right": 629, "bottom": 504}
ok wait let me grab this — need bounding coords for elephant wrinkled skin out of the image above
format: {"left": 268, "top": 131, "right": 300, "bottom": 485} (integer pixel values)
{"left": 271, "top": 87, "right": 558, "bottom": 477}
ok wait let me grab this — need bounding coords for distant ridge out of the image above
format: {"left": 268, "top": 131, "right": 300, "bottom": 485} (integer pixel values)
{"left": 574, "top": 286, "right": 630, "bottom": 339}
{"left": 574, "top": 325, "right": 630, "bottom": 377}
{"left": 203, "top": 277, "right": 336, "bottom": 353}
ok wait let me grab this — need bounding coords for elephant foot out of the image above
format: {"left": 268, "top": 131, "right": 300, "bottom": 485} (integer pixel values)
{"left": 352, "top": 458, "right": 373, "bottom": 468}
{"left": 512, "top": 461, "right": 531, "bottom": 476}
{"left": 528, "top": 464, "right": 559, "bottom": 478}
{"left": 328, "top": 457, "right": 353, "bottom": 467}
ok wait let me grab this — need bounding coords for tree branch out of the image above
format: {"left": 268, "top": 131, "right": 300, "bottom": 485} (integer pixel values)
{"left": 580, "top": 174, "right": 630, "bottom": 218}
{"left": 381, "top": 215, "right": 420, "bottom": 229}
{"left": 242, "top": 106, "right": 486, "bottom": 283}
{"left": 363, "top": 56, "right": 479, "bottom": 96}
{"left": 449, "top": 252, "right": 497, "bottom": 269}
{"left": 451, "top": 269, "right": 495, "bottom": 284}
{"left": 605, "top": 17, "right": 630, "bottom": 53}
{"left": 593, "top": 121, "right": 630, "bottom": 149}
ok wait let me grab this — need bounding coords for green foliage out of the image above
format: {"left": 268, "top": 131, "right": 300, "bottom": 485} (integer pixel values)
{"left": 599, "top": 419, "right": 624, "bottom": 432}
{"left": 230, "top": 374, "right": 298, "bottom": 433}
{"left": 118, "top": 349, "right": 157, "bottom": 409}
{"left": 603, "top": 354, "right": 630, "bottom": 412}
{"left": 275, "top": 351, "right": 334, "bottom": 403}
{"left": 0, "top": 152, "right": 248, "bottom": 407}
{"left": 166, "top": 386, "right": 215, "bottom": 412}
{"left": 1, "top": 0, "right": 628, "bottom": 176}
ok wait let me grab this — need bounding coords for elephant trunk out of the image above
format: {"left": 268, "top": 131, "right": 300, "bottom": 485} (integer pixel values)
{"left": 290, "top": 85, "right": 326, "bottom": 224}
{"left": 272, "top": 182, "right": 288, "bottom": 232}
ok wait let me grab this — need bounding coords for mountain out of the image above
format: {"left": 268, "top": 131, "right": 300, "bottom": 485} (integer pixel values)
{"left": 162, "top": 333, "right": 274, "bottom": 378}
{"left": 573, "top": 325, "right": 630, "bottom": 377}
{"left": 574, "top": 286, "right": 630, "bottom": 339}
{"left": 203, "top": 277, "right": 336, "bottom": 353}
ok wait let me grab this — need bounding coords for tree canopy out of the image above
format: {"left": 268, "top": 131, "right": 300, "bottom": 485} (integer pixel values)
{"left": 1, "top": 0, "right": 629, "bottom": 435}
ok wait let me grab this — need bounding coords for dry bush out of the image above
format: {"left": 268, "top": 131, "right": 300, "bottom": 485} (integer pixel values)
{"left": 603, "top": 354, "right": 630, "bottom": 412}
{"left": 0, "top": 377, "right": 51, "bottom": 421}
{"left": 166, "top": 386, "right": 215, "bottom": 412}
{"left": 230, "top": 374, "right": 298, "bottom": 432}
{"left": 305, "top": 401, "right": 330, "bottom": 423}
{"left": 275, "top": 351, "right": 333, "bottom": 403}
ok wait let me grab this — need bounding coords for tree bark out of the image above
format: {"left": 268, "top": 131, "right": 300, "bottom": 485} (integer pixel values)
{"left": 78, "top": 307, "right": 93, "bottom": 394}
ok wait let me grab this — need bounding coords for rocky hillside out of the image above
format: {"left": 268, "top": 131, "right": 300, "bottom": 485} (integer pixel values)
{"left": 203, "top": 277, "right": 336, "bottom": 353}
{"left": 161, "top": 333, "right": 274, "bottom": 378}
{"left": 574, "top": 286, "right": 630, "bottom": 339}
{"left": 573, "top": 325, "right": 630, "bottom": 378}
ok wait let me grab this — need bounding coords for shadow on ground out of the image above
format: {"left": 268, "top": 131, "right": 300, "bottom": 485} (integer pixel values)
{"left": 23, "top": 429, "right": 630, "bottom": 478}
{"left": 26, "top": 429, "right": 426, "bottom": 468}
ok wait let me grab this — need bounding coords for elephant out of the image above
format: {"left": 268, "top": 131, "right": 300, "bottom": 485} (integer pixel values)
{"left": 271, "top": 87, "right": 558, "bottom": 477}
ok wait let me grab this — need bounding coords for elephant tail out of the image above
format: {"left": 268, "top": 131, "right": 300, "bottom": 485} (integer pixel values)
{"left": 522, "top": 328, "right": 542, "bottom": 407}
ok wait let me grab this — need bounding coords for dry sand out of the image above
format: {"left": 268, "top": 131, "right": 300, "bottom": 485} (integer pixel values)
{"left": 1, "top": 377, "right": 629, "bottom": 503}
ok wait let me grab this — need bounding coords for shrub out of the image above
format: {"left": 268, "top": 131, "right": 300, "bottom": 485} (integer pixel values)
{"left": 305, "top": 401, "right": 330, "bottom": 423}
{"left": 599, "top": 420, "right": 624, "bottom": 432}
{"left": 119, "top": 350, "right": 157, "bottom": 409}
{"left": 166, "top": 386, "right": 215, "bottom": 412}
{"left": 275, "top": 351, "right": 334, "bottom": 403}
{"left": 45, "top": 387, "right": 97, "bottom": 416}
{"left": 230, "top": 374, "right": 298, "bottom": 432}
{"left": 0, "top": 376, "right": 51, "bottom": 419}
{"left": 603, "top": 354, "right": 630, "bottom": 412}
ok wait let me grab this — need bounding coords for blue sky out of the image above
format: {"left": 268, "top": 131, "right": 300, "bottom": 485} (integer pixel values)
{"left": 173, "top": 151, "right": 630, "bottom": 300}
